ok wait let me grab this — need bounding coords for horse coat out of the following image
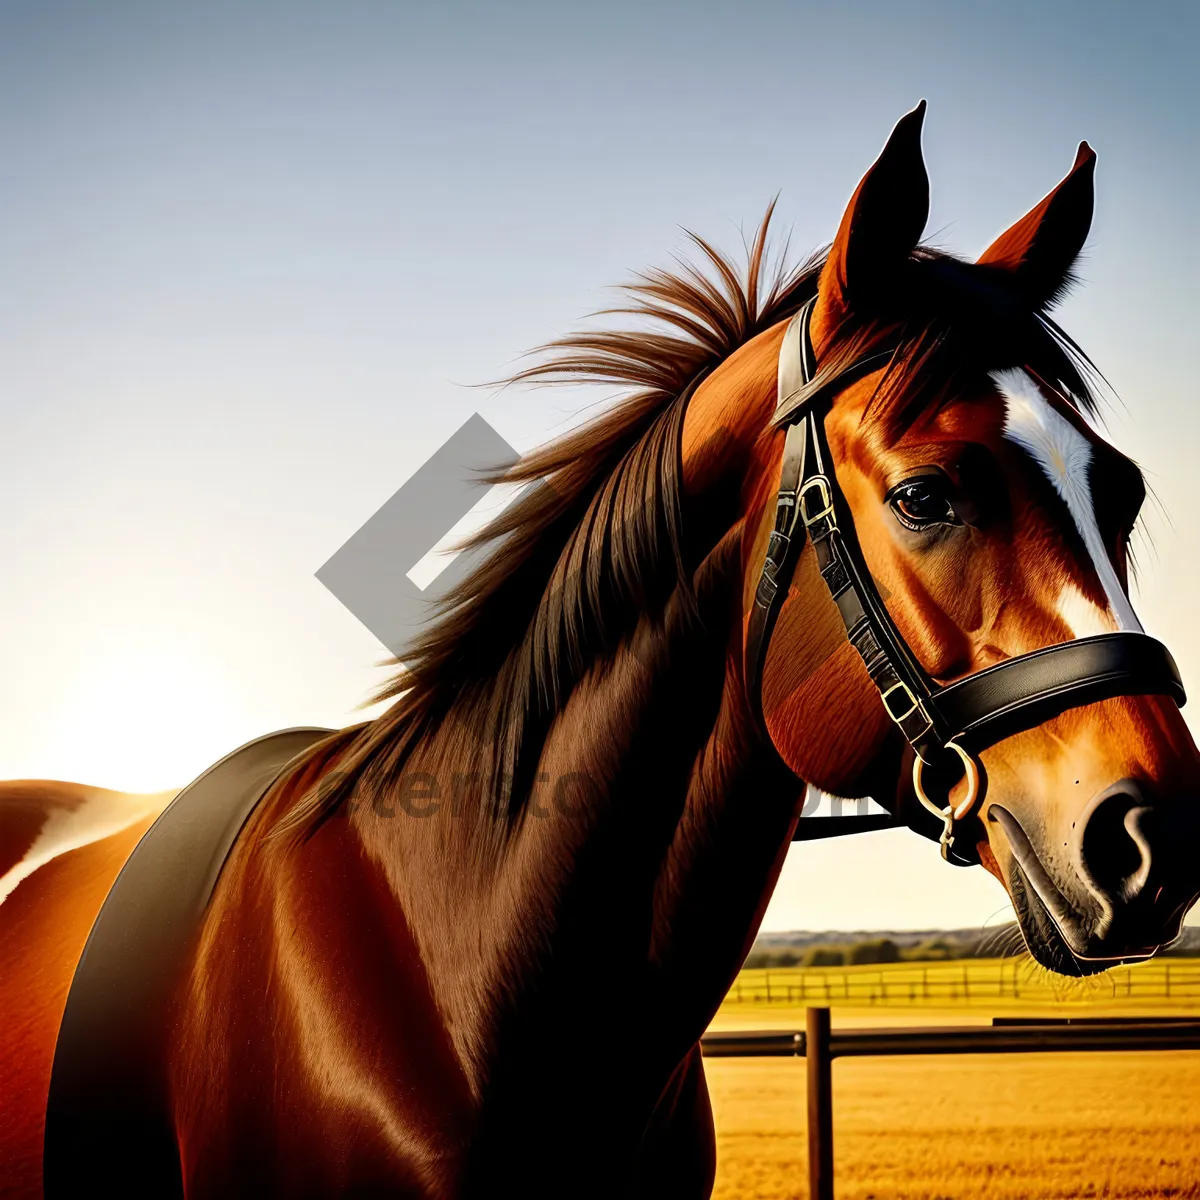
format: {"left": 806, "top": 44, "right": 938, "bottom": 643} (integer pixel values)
{"left": 42, "top": 727, "right": 331, "bottom": 1198}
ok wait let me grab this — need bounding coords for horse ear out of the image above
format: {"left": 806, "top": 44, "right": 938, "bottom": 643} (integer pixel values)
{"left": 814, "top": 101, "right": 930, "bottom": 339}
{"left": 976, "top": 142, "right": 1096, "bottom": 308}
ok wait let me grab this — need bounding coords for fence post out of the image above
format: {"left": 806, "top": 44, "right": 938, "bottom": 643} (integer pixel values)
{"left": 807, "top": 1006, "right": 834, "bottom": 1200}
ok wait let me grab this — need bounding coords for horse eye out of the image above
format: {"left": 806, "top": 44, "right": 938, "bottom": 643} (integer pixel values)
{"left": 888, "top": 477, "right": 958, "bottom": 530}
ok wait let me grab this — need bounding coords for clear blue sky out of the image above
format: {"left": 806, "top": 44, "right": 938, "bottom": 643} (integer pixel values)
{"left": 2, "top": 1, "right": 1197, "bottom": 929}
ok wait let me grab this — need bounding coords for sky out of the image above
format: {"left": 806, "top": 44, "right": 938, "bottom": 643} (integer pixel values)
{"left": 1, "top": 0, "right": 1198, "bottom": 931}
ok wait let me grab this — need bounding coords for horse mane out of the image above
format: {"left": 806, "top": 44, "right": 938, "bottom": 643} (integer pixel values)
{"left": 276, "top": 205, "right": 1105, "bottom": 842}
{"left": 274, "top": 204, "right": 817, "bottom": 839}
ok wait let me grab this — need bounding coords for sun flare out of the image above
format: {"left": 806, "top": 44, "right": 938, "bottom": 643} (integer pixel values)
{"left": 34, "top": 645, "right": 245, "bottom": 794}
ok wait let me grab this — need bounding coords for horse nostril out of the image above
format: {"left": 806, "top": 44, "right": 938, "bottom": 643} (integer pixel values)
{"left": 1078, "top": 783, "right": 1155, "bottom": 903}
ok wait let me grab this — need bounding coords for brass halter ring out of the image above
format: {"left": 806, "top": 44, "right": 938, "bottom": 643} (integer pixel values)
{"left": 912, "top": 741, "right": 982, "bottom": 860}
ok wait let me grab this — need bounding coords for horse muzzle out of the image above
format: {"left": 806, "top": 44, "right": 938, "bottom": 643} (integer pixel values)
{"left": 989, "top": 785, "right": 1200, "bottom": 974}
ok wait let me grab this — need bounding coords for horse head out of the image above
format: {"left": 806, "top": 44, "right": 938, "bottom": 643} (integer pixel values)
{"left": 711, "top": 104, "right": 1200, "bottom": 974}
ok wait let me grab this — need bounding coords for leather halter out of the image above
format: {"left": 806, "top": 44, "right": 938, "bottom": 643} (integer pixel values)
{"left": 746, "top": 297, "right": 1186, "bottom": 864}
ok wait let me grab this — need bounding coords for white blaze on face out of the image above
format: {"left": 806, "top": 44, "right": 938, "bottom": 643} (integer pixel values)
{"left": 1055, "top": 581, "right": 1120, "bottom": 638}
{"left": 994, "top": 367, "right": 1142, "bottom": 636}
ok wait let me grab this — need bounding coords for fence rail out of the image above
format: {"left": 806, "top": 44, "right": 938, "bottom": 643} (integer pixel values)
{"left": 699, "top": 1009, "right": 1200, "bottom": 1200}
{"left": 727, "top": 958, "right": 1200, "bottom": 1007}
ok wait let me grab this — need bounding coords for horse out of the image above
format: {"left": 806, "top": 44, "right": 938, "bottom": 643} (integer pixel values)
{"left": 3, "top": 102, "right": 1198, "bottom": 1197}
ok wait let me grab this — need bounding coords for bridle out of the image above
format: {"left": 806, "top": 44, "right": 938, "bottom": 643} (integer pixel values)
{"left": 745, "top": 297, "right": 1186, "bottom": 865}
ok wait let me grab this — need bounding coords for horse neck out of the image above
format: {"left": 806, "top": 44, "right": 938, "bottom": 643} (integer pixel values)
{"left": 349, "top": 529, "right": 803, "bottom": 1089}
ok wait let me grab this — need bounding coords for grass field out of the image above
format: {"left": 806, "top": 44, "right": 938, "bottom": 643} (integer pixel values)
{"left": 724, "top": 957, "right": 1200, "bottom": 1013}
{"left": 706, "top": 958, "right": 1200, "bottom": 1199}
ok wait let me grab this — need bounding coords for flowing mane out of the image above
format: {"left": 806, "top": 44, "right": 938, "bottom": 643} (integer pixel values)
{"left": 277, "top": 205, "right": 1104, "bottom": 839}
{"left": 277, "top": 206, "right": 819, "bottom": 838}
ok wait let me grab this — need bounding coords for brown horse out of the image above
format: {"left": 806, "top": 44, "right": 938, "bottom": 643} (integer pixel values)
{"left": 4, "top": 104, "right": 1199, "bottom": 1197}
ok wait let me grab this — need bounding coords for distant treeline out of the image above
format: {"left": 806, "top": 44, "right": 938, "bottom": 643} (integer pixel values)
{"left": 744, "top": 925, "right": 1200, "bottom": 969}
{"left": 745, "top": 937, "right": 961, "bottom": 969}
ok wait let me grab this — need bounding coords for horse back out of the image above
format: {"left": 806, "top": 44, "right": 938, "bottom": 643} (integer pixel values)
{"left": 0, "top": 781, "right": 171, "bottom": 1199}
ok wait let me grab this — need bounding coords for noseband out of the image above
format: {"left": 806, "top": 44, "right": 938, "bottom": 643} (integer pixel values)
{"left": 746, "top": 298, "right": 1186, "bottom": 865}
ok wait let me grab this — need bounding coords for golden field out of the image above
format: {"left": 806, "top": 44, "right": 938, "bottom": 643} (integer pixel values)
{"left": 706, "top": 959, "right": 1200, "bottom": 1199}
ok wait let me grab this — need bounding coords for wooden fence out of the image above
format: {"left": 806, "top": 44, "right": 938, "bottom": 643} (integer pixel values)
{"left": 700, "top": 1009, "right": 1200, "bottom": 1200}
{"left": 727, "top": 957, "right": 1200, "bottom": 1007}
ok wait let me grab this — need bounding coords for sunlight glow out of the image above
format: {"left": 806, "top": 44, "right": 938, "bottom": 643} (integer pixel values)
{"left": 34, "top": 644, "right": 245, "bottom": 793}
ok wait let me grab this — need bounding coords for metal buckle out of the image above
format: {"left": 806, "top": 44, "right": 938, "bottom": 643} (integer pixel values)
{"left": 912, "top": 742, "right": 983, "bottom": 864}
{"left": 799, "top": 476, "right": 834, "bottom": 527}
{"left": 880, "top": 680, "right": 922, "bottom": 725}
